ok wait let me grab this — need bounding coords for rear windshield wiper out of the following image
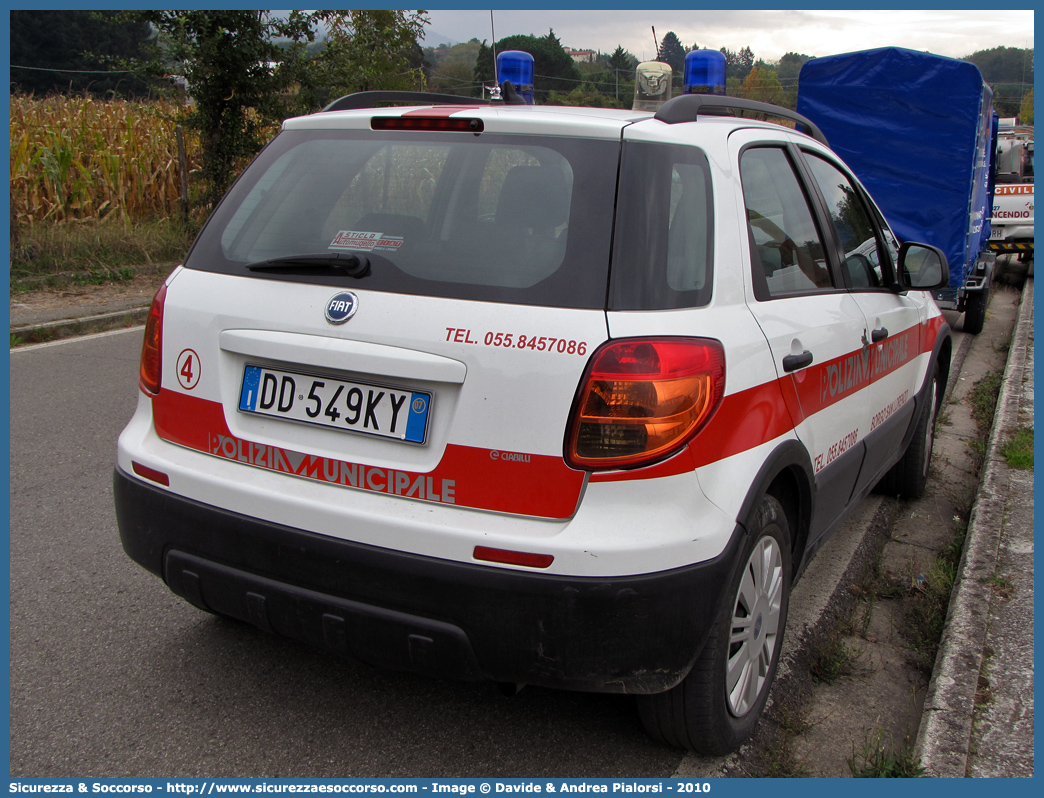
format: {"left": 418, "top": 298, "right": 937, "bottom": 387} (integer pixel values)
{"left": 245, "top": 252, "right": 370, "bottom": 278}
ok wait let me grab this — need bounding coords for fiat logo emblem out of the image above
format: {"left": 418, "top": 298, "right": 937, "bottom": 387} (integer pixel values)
{"left": 325, "top": 291, "right": 359, "bottom": 325}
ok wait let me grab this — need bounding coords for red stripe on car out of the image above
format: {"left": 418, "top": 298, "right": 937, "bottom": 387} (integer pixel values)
{"left": 151, "top": 390, "right": 585, "bottom": 519}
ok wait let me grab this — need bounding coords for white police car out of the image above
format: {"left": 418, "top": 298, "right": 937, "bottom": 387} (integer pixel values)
{"left": 115, "top": 91, "right": 952, "bottom": 754}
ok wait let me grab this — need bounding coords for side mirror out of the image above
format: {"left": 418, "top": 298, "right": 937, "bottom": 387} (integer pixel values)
{"left": 896, "top": 242, "right": 949, "bottom": 291}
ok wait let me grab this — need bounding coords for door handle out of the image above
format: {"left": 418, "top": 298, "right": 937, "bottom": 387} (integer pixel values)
{"left": 871, "top": 327, "right": 889, "bottom": 343}
{"left": 782, "top": 351, "right": 814, "bottom": 372}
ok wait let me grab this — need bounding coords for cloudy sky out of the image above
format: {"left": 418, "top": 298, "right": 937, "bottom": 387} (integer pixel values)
{"left": 422, "top": 8, "right": 1034, "bottom": 64}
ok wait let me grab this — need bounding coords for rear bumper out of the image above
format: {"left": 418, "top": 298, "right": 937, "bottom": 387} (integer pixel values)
{"left": 114, "top": 466, "right": 743, "bottom": 694}
{"left": 988, "top": 237, "right": 1034, "bottom": 255}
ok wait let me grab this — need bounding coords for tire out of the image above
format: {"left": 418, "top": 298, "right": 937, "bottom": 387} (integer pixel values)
{"left": 637, "top": 495, "right": 792, "bottom": 754}
{"left": 877, "top": 367, "right": 939, "bottom": 500}
{"left": 962, "top": 287, "right": 988, "bottom": 334}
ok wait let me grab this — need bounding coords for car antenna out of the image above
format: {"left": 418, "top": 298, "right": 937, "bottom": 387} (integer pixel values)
{"left": 487, "top": 10, "right": 502, "bottom": 101}
{"left": 491, "top": 13, "right": 498, "bottom": 82}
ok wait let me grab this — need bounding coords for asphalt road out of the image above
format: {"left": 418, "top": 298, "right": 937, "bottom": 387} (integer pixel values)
{"left": 9, "top": 328, "right": 683, "bottom": 778}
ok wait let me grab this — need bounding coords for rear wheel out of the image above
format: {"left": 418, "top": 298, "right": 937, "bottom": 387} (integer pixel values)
{"left": 877, "top": 367, "right": 939, "bottom": 499}
{"left": 637, "top": 495, "right": 791, "bottom": 754}
{"left": 962, "top": 287, "right": 988, "bottom": 334}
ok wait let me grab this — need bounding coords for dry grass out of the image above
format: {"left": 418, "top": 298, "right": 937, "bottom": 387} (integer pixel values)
{"left": 11, "top": 217, "right": 196, "bottom": 282}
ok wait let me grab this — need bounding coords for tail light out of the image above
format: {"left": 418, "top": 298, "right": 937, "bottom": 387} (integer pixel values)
{"left": 139, "top": 283, "right": 167, "bottom": 395}
{"left": 565, "top": 337, "right": 725, "bottom": 470}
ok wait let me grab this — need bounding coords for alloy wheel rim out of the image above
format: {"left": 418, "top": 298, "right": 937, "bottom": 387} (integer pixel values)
{"left": 726, "top": 534, "right": 784, "bottom": 717}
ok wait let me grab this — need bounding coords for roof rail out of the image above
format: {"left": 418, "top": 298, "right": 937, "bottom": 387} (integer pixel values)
{"left": 322, "top": 91, "right": 490, "bottom": 113}
{"left": 653, "top": 94, "right": 828, "bottom": 146}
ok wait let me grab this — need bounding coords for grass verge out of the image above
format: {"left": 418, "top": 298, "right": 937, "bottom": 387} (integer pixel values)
{"left": 1000, "top": 426, "right": 1034, "bottom": 469}
{"left": 968, "top": 370, "right": 1003, "bottom": 429}
{"left": 848, "top": 730, "right": 924, "bottom": 777}
{"left": 754, "top": 705, "right": 813, "bottom": 778}
{"left": 11, "top": 218, "right": 196, "bottom": 286}
{"left": 810, "top": 634, "right": 861, "bottom": 685}
{"left": 902, "top": 514, "right": 969, "bottom": 672}
{"left": 966, "top": 369, "right": 1003, "bottom": 466}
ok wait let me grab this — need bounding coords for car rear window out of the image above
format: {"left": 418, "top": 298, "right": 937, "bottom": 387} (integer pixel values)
{"left": 184, "top": 129, "right": 620, "bottom": 309}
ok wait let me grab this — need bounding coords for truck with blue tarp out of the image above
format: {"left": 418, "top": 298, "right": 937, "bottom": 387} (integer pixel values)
{"left": 797, "top": 47, "right": 996, "bottom": 333}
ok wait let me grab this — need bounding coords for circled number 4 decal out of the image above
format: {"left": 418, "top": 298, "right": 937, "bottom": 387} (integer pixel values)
{"left": 177, "top": 349, "right": 201, "bottom": 390}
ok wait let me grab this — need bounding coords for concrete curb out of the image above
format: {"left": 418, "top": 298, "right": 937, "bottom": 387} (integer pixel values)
{"left": 915, "top": 278, "right": 1034, "bottom": 777}
{"left": 10, "top": 307, "right": 149, "bottom": 345}
{"left": 9, "top": 261, "right": 176, "bottom": 294}
{"left": 9, "top": 262, "right": 174, "bottom": 346}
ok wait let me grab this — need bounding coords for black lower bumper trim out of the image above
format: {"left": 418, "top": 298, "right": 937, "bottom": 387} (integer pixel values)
{"left": 166, "top": 549, "right": 484, "bottom": 680}
{"left": 114, "top": 466, "right": 743, "bottom": 693}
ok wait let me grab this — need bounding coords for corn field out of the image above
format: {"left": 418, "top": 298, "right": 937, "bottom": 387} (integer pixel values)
{"left": 10, "top": 94, "right": 201, "bottom": 225}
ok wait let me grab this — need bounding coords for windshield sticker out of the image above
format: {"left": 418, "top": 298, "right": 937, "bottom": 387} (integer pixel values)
{"left": 329, "top": 230, "right": 404, "bottom": 252}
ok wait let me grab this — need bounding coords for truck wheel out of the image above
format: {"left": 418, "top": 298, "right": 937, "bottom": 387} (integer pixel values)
{"left": 877, "top": 366, "right": 939, "bottom": 500}
{"left": 962, "top": 288, "right": 988, "bottom": 334}
{"left": 637, "top": 495, "right": 791, "bottom": 754}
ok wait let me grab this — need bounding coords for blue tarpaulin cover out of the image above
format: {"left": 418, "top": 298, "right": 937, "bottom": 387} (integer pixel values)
{"left": 797, "top": 47, "right": 994, "bottom": 287}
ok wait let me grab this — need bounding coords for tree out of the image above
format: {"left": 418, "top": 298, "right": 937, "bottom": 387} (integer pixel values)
{"left": 775, "top": 52, "right": 810, "bottom": 83}
{"left": 474, "top": 30, "right": 582, "bottom": 102}
{"left": 964, "top": 46, "right": 1033, "bottom": 117}
{"left": 126, "top": 10, "right": 325, "bottom": 206}
{"left": 738, "top": 47, "right": 755, "bottom": 78}
{"left": 773, "top": 52, "right": 809, "bottom": 109}
{"left": 608, "top": 45, "right": 637, "bottom": 74}
{"left": 303, "top": 10, "right": 428, "bottom": 107}
{"left": 1019, "top": 88, "right": 1034, "bottom": 124}
{"left": 604, "top": 46, "right": 638, "bottom": 102}
{"left": 427, "top": 55, "right": 478, "bottom": 96}
{"left": 964, "top": 46, "right": 1034, "bottom": 85}
{"left": 548, "top": 87, "right": 627, "bottom": 109}
{"left": 657, "top": 31, "right": 686, "bottom": 73}
{"left": 741, "top": 66, "right": 786, "bottom": 106}
{"left": 720, "top": 46, "right": 755, "bottom": 83}
{"left": 424, "top": 39, "right": 484, "bottom": 95}
{"left": 10, "top": 11, "right": 154, "bottom": 98}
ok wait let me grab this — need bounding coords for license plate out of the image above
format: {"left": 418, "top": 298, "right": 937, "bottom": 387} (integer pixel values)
{"left": 990, "top": 229, "right": 1004, "bottom": 240}
{"left": 238, "top": 365, "right": 430, "bottom": 443}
